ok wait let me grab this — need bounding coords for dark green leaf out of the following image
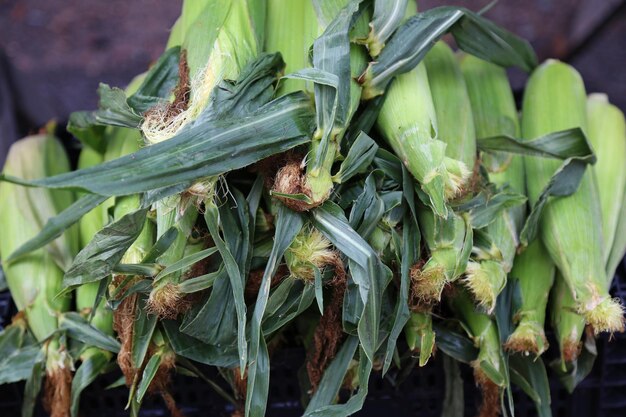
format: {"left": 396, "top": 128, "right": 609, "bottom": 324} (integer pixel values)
{"left": 155, "top": 246, "right": 218, "bottom": 281}
{"left": 0, "top": 345, "right": 40, "bottom": 384}
{"left": 59, "top": 312, "right": 121, "bottom": 353}
{"left": 246, "top": 205, "right": 304, "bottom": 417}
{"left": 510, "top": 354, "right": 552, "bottom": 417}
{"left": 2, "top": 95, "right": 315, "bottom": 197}
{"left": 454, "top": 185, "right": 526, "bottom": 229}
{"left": 62, "top": 207, "right": 149, "bottom": 290}
{"left": 441, "top": 355, "right": 465, "bottom": 417}
{"left": 304, "top": 336, "right": 359, "bottom": 414}
{"left": 361, "top": 6, "right": 536, "bottom": 97}
{"left": 70, "top": 350, "right": 110, "bottom": 417}
{"left": 131, "top": 297, "right": 157, "bottom": 370}
{"left": 204, "top": 204, "right": 247, "bottom": 372}
{"left": 67, "top": 112, "right": 106, "bottom": 153}
{"left": 127, "top": 47, "right": 181, "bottom": 113}
{"left": 432, "top": 322, "right": 478, "bottom": 363}
{"left": 312, "top": 202, "right": 390, "bottom": 364}
{"left": 162, "top": 320, "right": 238, "bottom": 368}
{"left": 93, "top": 83, "right": 144, "bottom": 128}
{"left": 141, "top": 227, "right": 179, "bottom": 263}
{"left": 21, "top": 354, "right": 45, "bottom": 417}
{"left": 136, "top": 352, "right": 162, "bottom": 403}
{"left": 334, "top": 132, "right": 379, "bottom": 184}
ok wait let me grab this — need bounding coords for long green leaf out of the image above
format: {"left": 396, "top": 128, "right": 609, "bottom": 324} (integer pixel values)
{"left": 59, "top": 312, "right": 121, "bottom": 353}
{"left": 246, "top": 204, "right": 304, "bottom": 417}
{"left": 62, "top": 207, "right": 149, "bottom": 290}
{"left": 361, "top": 6, "right": 536, "bottom": 97}
{"left": 2, "top": 94, "right": 315, "bottom": 197}
{"left": 70, "top": 350, "right": 110, "bottom": 417}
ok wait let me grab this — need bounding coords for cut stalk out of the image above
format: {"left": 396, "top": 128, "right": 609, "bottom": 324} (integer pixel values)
{"left": 521, "top": 60, "right": 624, "bottom": 334}
{"left": 460, "top": 53, "right": 526, "bottom": 312}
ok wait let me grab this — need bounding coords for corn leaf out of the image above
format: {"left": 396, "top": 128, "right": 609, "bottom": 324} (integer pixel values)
{"left": 62, "top": 207, "right": 149, "bottom": 291}
{"left": 162, "top": 320, "right": 238, "bottom": 368}
{"left": 305, "top": 346, "right": 373, "bottom": 416}
{"left": 59, "top": 312, "right": 121, "bottom": 353}
{"left": 312, "top": 201, "right": 390, "bottom": 364}
{"left": 333, "top": 131, "right": 379, "bottom": 184}
{"left": 304, "top": 336, "right": 359, "bottom": 414}
{"left": 154, "top": 246, "right": 218, "bottom": 281}
{"left": 441, "top": 355, "right": 465, "bottom": 417}
{"left": 453, "top": 185, "right": 527, "bottom": 229}
{"left": 366, "top": 0, "right": 408, "bottom": 56}
{"left": 70, "top": 350, "right": 110, "bottom": 417}
{"left": 431, "top": 323, "right": 478, "bottom": 363}
{"left": 141, "top": 227, "right": 179, "bottom": 263}
{"left": 136, "top": 352, "right": 162, "bottom": 403}
{"left": 131, "top": 297, "right": 157, "bottom": 373}
{"left": 21, "top": 354, "right": 45, "bottom": 417}
{"left": 509, "top": 354, "right": 552, "bottom": 417}
{"left": 2, "top": 95, "right": 314, "bottom": 197}
{"left": 310, "top": 0, "right": 362, "bottom": 171}
{"left": 0, "top": 345, "right": 40, "bottom": 384}
{"left": 361, "top": 6, "right": 536, "bottom": 97}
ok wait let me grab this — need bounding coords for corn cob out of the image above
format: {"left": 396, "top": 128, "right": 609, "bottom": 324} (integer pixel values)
{"left": 505, "top": 240, "right": 555, "bottom": 355}
{"left": 586, "top": 94, "right": 626, "bottom": 266}
{"left": 460, "top": 54, "right": 527, "bottom": 313}
{"left": 0, "top": 133, "right": 77, "bottom": 417}
{"left": 521, "top": 60, "right": 624, "bottom": 334}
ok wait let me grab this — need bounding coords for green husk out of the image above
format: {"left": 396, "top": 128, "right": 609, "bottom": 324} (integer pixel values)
{"left": 0, "top": 134, "right": 75, "bottom": 341}
{"left": 0, "top": 133, "right": 77, "bottom": 417}
{"left": 586, "top": 93, "right": 626, "bottom": 267}
{"left": 521, "top": 60, "right": 624, "bottom": 334}
{"left": 460, "top": 53, "right": 526, "bottom": 312}
{"left": 405, "top": 311, "right": 435, "bottom": 366}
{"left": 448, "top": 287, "right": 506, "bottom": 388}
{"left": 413, "top": 211, "right": 471, "bottom": 304}
{"left": 505, "top": 240, "right": 554, "bottom": 356}
{"left": 141, "top": 0, "right": 263, "bottom": 144}
{"left": 550, "top": 272, "right": 586, "bottom": 366}
{"left": 265, "top": 0, "right": 320, "bottom": 95}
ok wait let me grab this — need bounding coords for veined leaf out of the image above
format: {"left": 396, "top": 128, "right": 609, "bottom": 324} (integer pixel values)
{"left": 312, "top": 202, "right": 390, "bottom": 364}
{"left": 59, "top": 312, "right": 121, "bottom": 353}
{"left": 2, "top": 94, "right": 315, "bottom": 197}
{"left": 333, "top": 131, "right": 379, "bottom": 184}
{"left": 0, "top": 345, "right": 40, "bottom": 384}
{"left": 361, "top": 6, "right": 536, "bottom": 97}
{"left": 62, "top": 207, "right": 149, "bottom": 291}
{"left": 366, "top": 0, "right": 409, "bottom": 57}
{"left": 21, "top": 354, "right": 45, "bottom": 417}
{"left": 70, "top": 350, "right": 110, "bottom": 417}
{"left": 246, "top": 204, "right": 304, "bottom": 417}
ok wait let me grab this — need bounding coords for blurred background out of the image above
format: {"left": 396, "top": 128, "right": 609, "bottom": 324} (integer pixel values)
{"left": 1, "top": 0, "right": 625, "bottom": 164}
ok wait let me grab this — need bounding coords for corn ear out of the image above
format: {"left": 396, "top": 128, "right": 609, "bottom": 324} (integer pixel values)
{"left": 376, "top": 64, "right": 451, "bottom": 217}
{"left": 550, "top": 272, "right": 586, "bottom": 366}
{"left": 586, "top": 93, "right": 626, "bottom": 266}
{"left": 521, "top": 60, "right": 623, "bottom": 334}
{"left": 448, "top": 287, "right": 506, "bottom": 388}
{"left": 76, "top": 146, "right": 113, "bottom": 337}
{"left": 413, "top": 211, "right": 471, "bottom": 303}
{"left": 424, "top": 41, "right": 476, "bottom": 171}
{"left": 505, "top": 240, "right": 554, "bottom": 356}
{"left": 404, "top": 311, "right": 435, "bottom": 366}
{"left": 460, "top": 54, "right": 526, "bottom": 311}
{"left": 0, "top": 134, "right": 75, "bottom": 342}
{"left": 607, "top": 184, "right": 626, "bottom": 279}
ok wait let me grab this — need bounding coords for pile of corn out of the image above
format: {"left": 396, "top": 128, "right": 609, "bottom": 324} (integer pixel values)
{"left": 0, "top": 1, "right": 624, "bottom": 417}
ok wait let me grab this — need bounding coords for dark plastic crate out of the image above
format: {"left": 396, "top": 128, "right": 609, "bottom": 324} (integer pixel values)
{"left": 1, "top": 257, "right": 625, "bottom": 416}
